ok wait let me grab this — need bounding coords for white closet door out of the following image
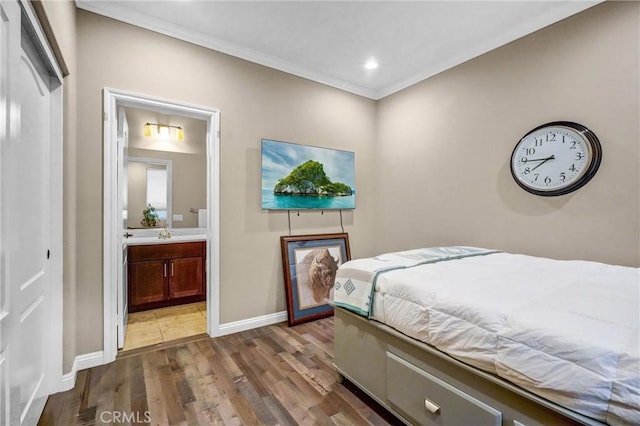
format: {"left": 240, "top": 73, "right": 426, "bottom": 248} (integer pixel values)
{"left": 0, "top": 1, "right": 59, "bottom": 424}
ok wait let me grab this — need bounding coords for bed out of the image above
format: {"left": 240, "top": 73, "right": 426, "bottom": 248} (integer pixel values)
{"left": 332, "top": 247, "right": 639, "bottom": 426}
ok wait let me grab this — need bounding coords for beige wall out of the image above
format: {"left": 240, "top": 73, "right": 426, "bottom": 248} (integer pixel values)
{"left": 43, "top": 0, "right": 638, "bottom": 367}
{"left": 375, "top": 1, "right": 639, "bottom": 267}
{"left": 75, "top": 10, "right": 378, "bottom": 354}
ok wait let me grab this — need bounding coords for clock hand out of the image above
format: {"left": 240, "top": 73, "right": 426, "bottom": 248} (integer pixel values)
{"left": 531, "top": 155, "right": 555, "bottom": 171}
{"left": 523, "top": 157, "right": 552, "bottom": 163}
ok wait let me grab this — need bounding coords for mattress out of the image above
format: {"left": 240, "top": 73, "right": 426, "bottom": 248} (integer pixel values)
{"left": 334, "top": 248, "right": 640, "bottom": 425}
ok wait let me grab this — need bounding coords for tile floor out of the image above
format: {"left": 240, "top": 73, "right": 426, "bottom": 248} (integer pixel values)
{"left": 121, "top": 301, "right": 207, "bottom": 351}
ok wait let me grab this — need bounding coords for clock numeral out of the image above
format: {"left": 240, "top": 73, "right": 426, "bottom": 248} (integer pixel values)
{"left": 569, "top": 164, "right": 577, "bottom": 172}
{"left": 523, "top": 167, "right": 531, "bottom": 175}
{"left": 534, "top": 138, "right": 543, "bottom": 147}
{"left": 569, "top": 141, "right": 577, "bottom": 149}
{"left": 559, "top": 172, "right": 566, "bottom": 182}
{"left": 575, "top": 152, "right": 583, "bottom": 160}
{"left": 546, "top": 133, "right": 556, "bottom": 142}
{"left": 533, "top": 173, "right": 539, "bottom": 182}
{"left": 520, "top": 157, "right": 528, "bottom": 163}
{"left": 544, "top": 176, "right": 552, "bottom": 184}
{"left": 526, "top": 147, "right": 535, "bottom": 155}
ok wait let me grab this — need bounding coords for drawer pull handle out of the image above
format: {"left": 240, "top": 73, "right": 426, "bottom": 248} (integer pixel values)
{"left": 424, "top": 398, "right": 440, "bottom": 415}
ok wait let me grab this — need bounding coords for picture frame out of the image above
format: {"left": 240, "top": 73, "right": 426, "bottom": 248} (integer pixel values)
{"left": 280, "top": 233, "right": 351, "bottom": 326}
{"left": 262, "top": 139, "right": 355, "bottom": 210}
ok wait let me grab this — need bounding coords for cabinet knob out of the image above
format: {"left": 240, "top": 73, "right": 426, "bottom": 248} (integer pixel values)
{"left": 424, "top": 398, "right": 441, "bottom": 415}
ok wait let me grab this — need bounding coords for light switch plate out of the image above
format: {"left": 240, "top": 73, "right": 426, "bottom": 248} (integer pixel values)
{"left": 173, "top": 214, "right": 183, "bottom": 221}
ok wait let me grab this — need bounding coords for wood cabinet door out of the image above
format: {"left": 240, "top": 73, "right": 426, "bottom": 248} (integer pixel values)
{"left": 129, "top": 260, "right": 167, "bottom": 306}
{"left": 169, "top": 257, "right": 204, "bottom": 299}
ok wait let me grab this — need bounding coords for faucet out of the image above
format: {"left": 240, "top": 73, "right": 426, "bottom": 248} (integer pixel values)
{"left": 158, "top": 228, "right": 171, "bottom": 240}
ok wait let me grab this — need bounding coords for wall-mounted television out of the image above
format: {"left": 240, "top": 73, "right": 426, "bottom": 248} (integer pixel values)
{"left": 261, "top": 139, "right": 355, "bottom": 210}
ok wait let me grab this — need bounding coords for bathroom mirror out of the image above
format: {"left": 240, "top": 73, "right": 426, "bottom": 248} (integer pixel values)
{"left": 124, "top": 106, "right": 207, "bottom": 229}
{"left": 127, "top": 157, "right": 172, "bottom": 228}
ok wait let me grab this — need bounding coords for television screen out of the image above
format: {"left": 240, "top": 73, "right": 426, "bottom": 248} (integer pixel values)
{"left": 261, "top": 139, "right": 355, "bottom": 210}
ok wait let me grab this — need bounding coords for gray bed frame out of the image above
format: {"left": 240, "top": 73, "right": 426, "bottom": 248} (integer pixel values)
{"left": 333, "top": 307, "right": 606, "bottom": 426}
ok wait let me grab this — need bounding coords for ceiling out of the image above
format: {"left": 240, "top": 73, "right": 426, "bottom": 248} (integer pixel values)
{"left": 75, "top": 1, "right": 601, "bottom": 100}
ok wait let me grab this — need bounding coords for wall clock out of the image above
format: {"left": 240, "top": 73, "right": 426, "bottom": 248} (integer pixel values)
{"left": 510, "top": 121, "right": 602, "bottom": 196}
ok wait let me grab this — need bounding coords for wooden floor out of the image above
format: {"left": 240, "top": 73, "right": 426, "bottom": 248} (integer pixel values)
{"left": 39, "top": 317, "right": 401, "bottom": 425}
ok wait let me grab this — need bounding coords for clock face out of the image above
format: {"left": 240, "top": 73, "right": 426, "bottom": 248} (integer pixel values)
{"left": 510, "top": 122, "right": 602, "bottom": 196}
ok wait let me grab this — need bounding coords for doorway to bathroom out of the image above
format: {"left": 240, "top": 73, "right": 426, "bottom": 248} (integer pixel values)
{"left": 102, "top": 88, "right": 220, "bottom": 363}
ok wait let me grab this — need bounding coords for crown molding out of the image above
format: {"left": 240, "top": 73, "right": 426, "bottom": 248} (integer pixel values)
{"left": 75, "top": 0, "right": 603, "bottom": 101}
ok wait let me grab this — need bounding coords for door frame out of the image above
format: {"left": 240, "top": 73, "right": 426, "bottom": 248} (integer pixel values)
{"left": 102, "top": 88, "right": 220, "bottom": 363}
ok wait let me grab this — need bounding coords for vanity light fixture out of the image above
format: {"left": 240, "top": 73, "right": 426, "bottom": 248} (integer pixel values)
{"left": 143, "top": 122, "right": 185, "bottom": 141}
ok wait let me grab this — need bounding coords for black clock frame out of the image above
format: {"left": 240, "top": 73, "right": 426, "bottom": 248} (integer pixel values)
{"left": 510, "top": 121, "right": 602, "bottom": 197}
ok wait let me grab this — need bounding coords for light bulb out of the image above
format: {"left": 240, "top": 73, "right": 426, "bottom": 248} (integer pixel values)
{"left": 158, "top": 125, "right": 170, "bottom": 138}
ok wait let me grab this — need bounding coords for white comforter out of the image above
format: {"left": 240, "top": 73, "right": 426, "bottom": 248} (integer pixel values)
{"left": 345, "top": 250, "right": 639, "bottom": 425}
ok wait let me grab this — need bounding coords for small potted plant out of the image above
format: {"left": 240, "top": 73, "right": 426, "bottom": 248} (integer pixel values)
{"left": 141, "top": 204, "right": 159, "bottom": 227}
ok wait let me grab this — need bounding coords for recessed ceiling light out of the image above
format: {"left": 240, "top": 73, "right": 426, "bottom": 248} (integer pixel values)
{"left": 364, "top": 58, "right": 379, "bottom": 70}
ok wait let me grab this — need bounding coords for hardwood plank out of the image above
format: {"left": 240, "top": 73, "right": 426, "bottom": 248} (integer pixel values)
{"left": 206, "top": 343, "right": 241, "bottom": 399}
{"left": 158, "top": 362, "right": 187, "bottom": 425}
{"left": 79, "top": 367, "right": 100, "bottom": 412}
{"left": 261, "top": 394, "right": 298, "bottom": 426}
{"left": 128, "top": 357, "right": 145, "bottom": 410}
{"left": 243, "top": 338, "right": 287, "bottom": 382}
{"left": 318, "top": 391, "right": 371, "bottom": 426}
{"left": 269, "top": 377, "right": 310, "bottom": 423}
{"left": 230, "top": 351, "right": 271, "bottom": 398}
{"left": 141, "top": 351, "right": 171, "bottom": 425}
{"left": 40, "top": 317, "right": 399, "bottom": 426}
{"left": 94, "top": 363, "right": 117, "bottom": 425}
{"left": 166, "top": 346, "right": 197, "bottom": 407}
{"left": 111, "top": 359, "right": 132, "bottom": 425}
{"left": 235, "top": 379, "right": 278, "bottom": 425}
{"left": 229, "top": 393, "right": 262, "bottom": 425}
{"left": 259, "top": 328, "right": 288, "bottom": 354}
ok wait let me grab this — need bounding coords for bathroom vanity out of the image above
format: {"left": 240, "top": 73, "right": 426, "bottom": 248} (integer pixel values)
{"left": 128, "top": 241, "right": 206, "bottom": 312}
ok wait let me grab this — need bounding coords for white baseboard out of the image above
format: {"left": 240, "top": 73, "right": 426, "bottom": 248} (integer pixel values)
{"left": 59, "top": 312, "right": 287, "bottom": 391}
{"left": 60, "top": 311, "right": 287, "bottom": 392}
{"left": 60, "top": 351, "right": 105, "bottom": 392}
{"left": 218, "top": 310, "right": 287, "bottom": 336}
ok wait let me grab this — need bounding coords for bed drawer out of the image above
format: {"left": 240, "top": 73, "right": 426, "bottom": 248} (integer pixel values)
{"left": 386, "top": 351, "right": 502, "bottom": 426}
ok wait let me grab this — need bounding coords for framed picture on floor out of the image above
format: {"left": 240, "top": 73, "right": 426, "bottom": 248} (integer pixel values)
{"left": 280, "top": 233, "right": 351, "bottom": 326}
